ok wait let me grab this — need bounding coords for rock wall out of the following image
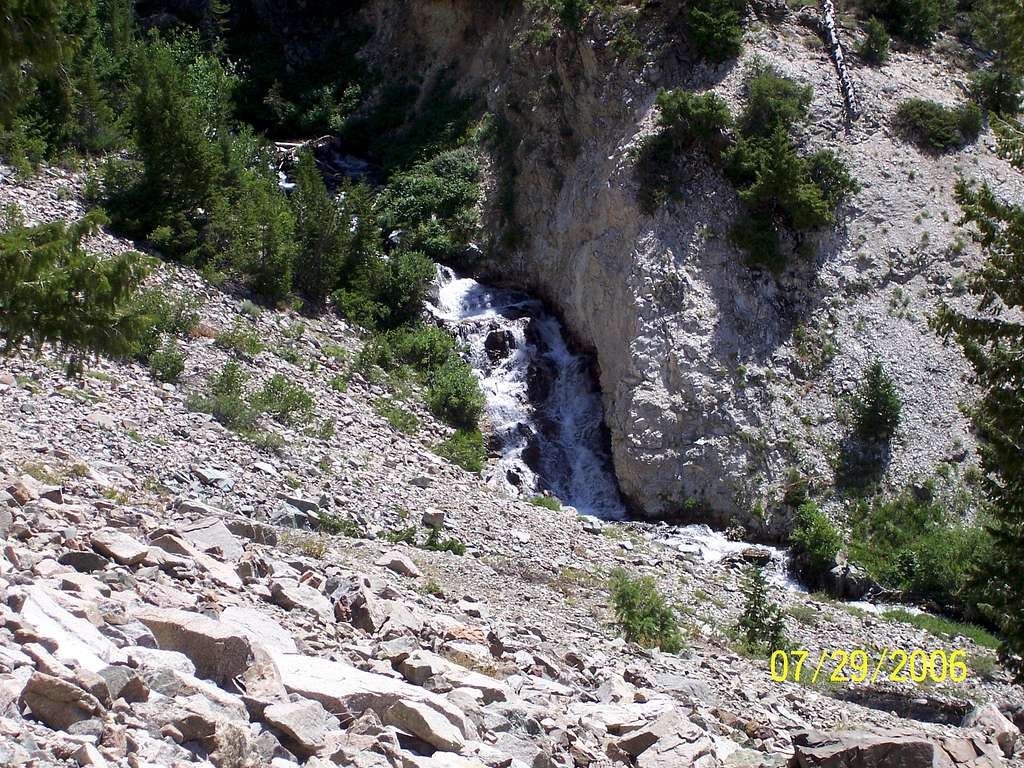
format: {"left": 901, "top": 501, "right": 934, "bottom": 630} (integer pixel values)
{"left": 353, "top": 1, "right": 1024, "bottom": 535}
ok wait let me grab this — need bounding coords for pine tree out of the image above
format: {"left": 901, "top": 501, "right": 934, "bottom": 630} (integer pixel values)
{"left": 0, "top": 205, "right": 149, "bottom": 375}
{"left": 291, "top": 150, "right": 348, "bottom": 302}
{"left": 131, "top": 38, "right": 222, "bottom": 247}
{"left": 852, "top": 359, "right": 902, "bottom": 441}
{"left": 734, "top": 567, "right": 788, "bottom": 654}
{"left": 932, "top": 180, "right": 1024, "bottom": 680}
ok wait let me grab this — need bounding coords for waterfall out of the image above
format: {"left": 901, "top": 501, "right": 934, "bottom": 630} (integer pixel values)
{"left": 427, "top": 266, "right": 625, "bottom": 519}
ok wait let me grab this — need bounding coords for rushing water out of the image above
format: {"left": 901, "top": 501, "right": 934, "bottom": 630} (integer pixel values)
{"left": 427, "top": 267, "right": 807, "bottom": 586}
{"left": 428, "top": 267, "right": 625, "bottom": 519}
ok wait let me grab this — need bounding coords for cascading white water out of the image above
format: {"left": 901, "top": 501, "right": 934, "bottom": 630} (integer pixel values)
{"left": 428, "top": 266, "right": 625, "bottom": 519}
{"left": 427, "top": 266, "right": 804, "bottom": 589}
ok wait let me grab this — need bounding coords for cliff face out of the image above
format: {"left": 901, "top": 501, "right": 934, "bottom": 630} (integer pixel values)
{"left": 208, "top": 0, "right": 1017, "bottom": 532}
{"left": 352, "top": 0, "right": 1024, "bottom": 533}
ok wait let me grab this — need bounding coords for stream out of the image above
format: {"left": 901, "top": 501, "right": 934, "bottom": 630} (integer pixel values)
{"left": 427, "top": 267, "right": 801, "bottom": 588}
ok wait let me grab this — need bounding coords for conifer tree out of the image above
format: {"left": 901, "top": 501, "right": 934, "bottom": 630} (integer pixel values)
{"left": 852, "top": 359, "right": 902, "bottom": 441}
{"left": 0, "top": 206, "right": 148, "bottom": 375}
{"left": 932, "top": 180, "right": 1024, "bottom": 679}
{"left": 291, "top": 150, "right": 348, "bottom": 302}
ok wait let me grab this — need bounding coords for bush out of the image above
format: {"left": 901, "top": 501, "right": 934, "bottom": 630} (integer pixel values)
{"left": 734, "top": 567, "right": 788, "bottom": 655}
{"left": 895, "top": 99, "right": 983, "bottom": 152}
{"left": 426, "top": 356, "right": 486, "bottom": 429}
{"left": 423, "top": 526, "right": 466, "bottom": 555}
{"left": 857, "top": 17, "right": 891, "bottom": 65}
{"left": 848, "top": 486, "right": 995, "bottom": 612}
{"left": 215, "top": 319, "right": 265, "bottom": 359}
{"left": 866, "top": 0, "right": 952, "bottom": 43}
{"left": 789, "top": 501, "right": 843, "bottom": 582}
{"left": 686, "top": 0, "right": 746, "bottom": 63}
{"left": 739, "top": 63, "right": 813, "bottom": 137}
{"left": 148, "top": 339, "right": 186, "bottom": 383}
{"left": 434, "top": 428, "right": 487, "bottom": 473}
{"left": 188, "top": 361, "right": 257, "bottom": 431}
{"left": 609, "top": 569, "right": 684, "bottom": 652}
{"left": 251, "top": 374, "right": 314, "bottom": 425}
{"left": 971, "top": 69, "right": 1023, "bottom": 115}
{"left": 655, "top": 89, "right": 732, "bottom": 147}
{"left": 852, "top": 359, "right": 902, "bottom": 441}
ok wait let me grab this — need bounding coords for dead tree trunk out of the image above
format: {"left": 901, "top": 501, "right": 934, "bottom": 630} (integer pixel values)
{"left": 820, "top": 0, "right": 860, "bottom": 121}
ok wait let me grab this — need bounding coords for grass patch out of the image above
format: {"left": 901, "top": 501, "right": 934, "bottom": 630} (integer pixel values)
{"left": 529, "top": 495, "right": 561, "bottom": 511}
{"left": 882, "top": 609, "right": 999, "bottom": 649}
{"left": 374, "top": 398, "right": 419, "bottom": 434}
{"left": 434, "top": 428, "right": 486, "bottom": 473}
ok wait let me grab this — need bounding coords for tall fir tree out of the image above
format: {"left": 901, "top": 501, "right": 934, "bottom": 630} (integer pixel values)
{"left": 932, "top": 180, "right": 1024, "bottom": 679}
{"left": 291, "top": 150, "right": 349, "bottom": 302}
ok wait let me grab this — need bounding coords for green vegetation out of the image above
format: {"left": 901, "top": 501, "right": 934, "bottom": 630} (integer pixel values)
{"left": 895, "top": 99, "right": 983, "bottom": 153}
{"left": 384, "top": 522, "right": 466, "bottom": 555}
{"left": 851, "top": 359, "right": 902, "bottom": 442}
{"left": 847, "top": 484, "right": 993, "bottom": 614}
{"left": 733, "top": 567, "right": 788, "bottom": 655}
{"left": 609, "top": 568, "right": 684, "bottom": 652}
{"left": 857, "top": 18, "right": 891, "bottom": 65}
{"left": 434, "top": 429, "right": 487, "bottom": 473}
{"left": 933, "top": 179, "right": 1024, "bottom": 679}
{"left": 215, "top": 320, "right": 266, "bottom": 359}
{"left": 789, "top": 501, "right": 843, "bottom": 583}
{"left": 147, "top": 339, "right": 186, "bottom": 383}
{"left": 686, "top": 0, "right": 746, "bottom": 63}
{"left": 0, "top": 206, "right": 148, "bottom": 376}
{"left": 865, "top": 0, "right": 952, "bottom": 44}
{"left": 530, "top": 495, "right": 562, "bottom": 510}
{"left": 374, "top": 398, "right": 420, "bottom": 435}
{"left": 883, "top": 609, "right": 999, "bottom": 649}
{"left": 639, "top": 64, "right": 857, "bottom": 270}
{"left": 655, "top": 90, "right": 732, "bottom": 147}
{"left": 250, "top": 374, "right": 315, "bottom": 426}
{"left": 186, "top": 361, "right": 310, "bottom": 447}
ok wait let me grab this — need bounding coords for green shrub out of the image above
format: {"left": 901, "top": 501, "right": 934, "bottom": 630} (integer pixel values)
{"left": 789, "top": 501, "right": 843, "bottom": 581}
{"left": 734, "top": 567, "right": 788, "bottom": 655}
{"left": 895, "top": 99, "right": 983, "bottom": 153}
{"left": 426, "top": 356, "right": 486, "bottom": 429}
{"left": 215, "top": 319, "right": 265, "bottom": 359}
{"left": 423, "top": 526, "right": 466, "bottom": 555}
{"left": 609, "top": 569, "right": 684, "bottom": 652}
{"left": 148, "top": 339, "right": 186, "bottom": 383}
{"left": 866, "top": 0, "right": 952, "bottom": 43}
{"left": 251, "top": 374, "right": 314, "bottom": 425}
{"left": 529, "top": 495, "right": 562, "bottom": 510}
{"left": 852, "top": 359, "right": 902, "bottom": 441}
{"left": 848, "top": 485, "right": 995, "bottom": 613}
{"left": 378, "top": 147, "right": 480, "bottom": 265}
{"left": 374, "top": 398, "right": 420, "bottom": 434}
{"left": 857, "top": 17, "right": 891, "bottom": 64}
{"left": 686, "top": 0, "right": 746, "bottom": 63}
{"left": 385, "top": 525, "right": 418, "bottom": 544}
{"left": 739, "top": 63, "right": 813, "bottom": 137}
{"left": 434, "top": 429, "right": 487, "bottom": 473}
{"left": 188, "top": 361, "right": 258, "bottom": 431}
{"left": 971, "top": 69, "right": 1023, "bottom": 115}
{"left": 655, "top": 90, "right": 732, "bottom": 147}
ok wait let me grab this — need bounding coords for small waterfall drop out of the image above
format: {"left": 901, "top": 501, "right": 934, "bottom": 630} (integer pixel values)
{"left": 428, "top": 266, "right": 625, "bottom": 519}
